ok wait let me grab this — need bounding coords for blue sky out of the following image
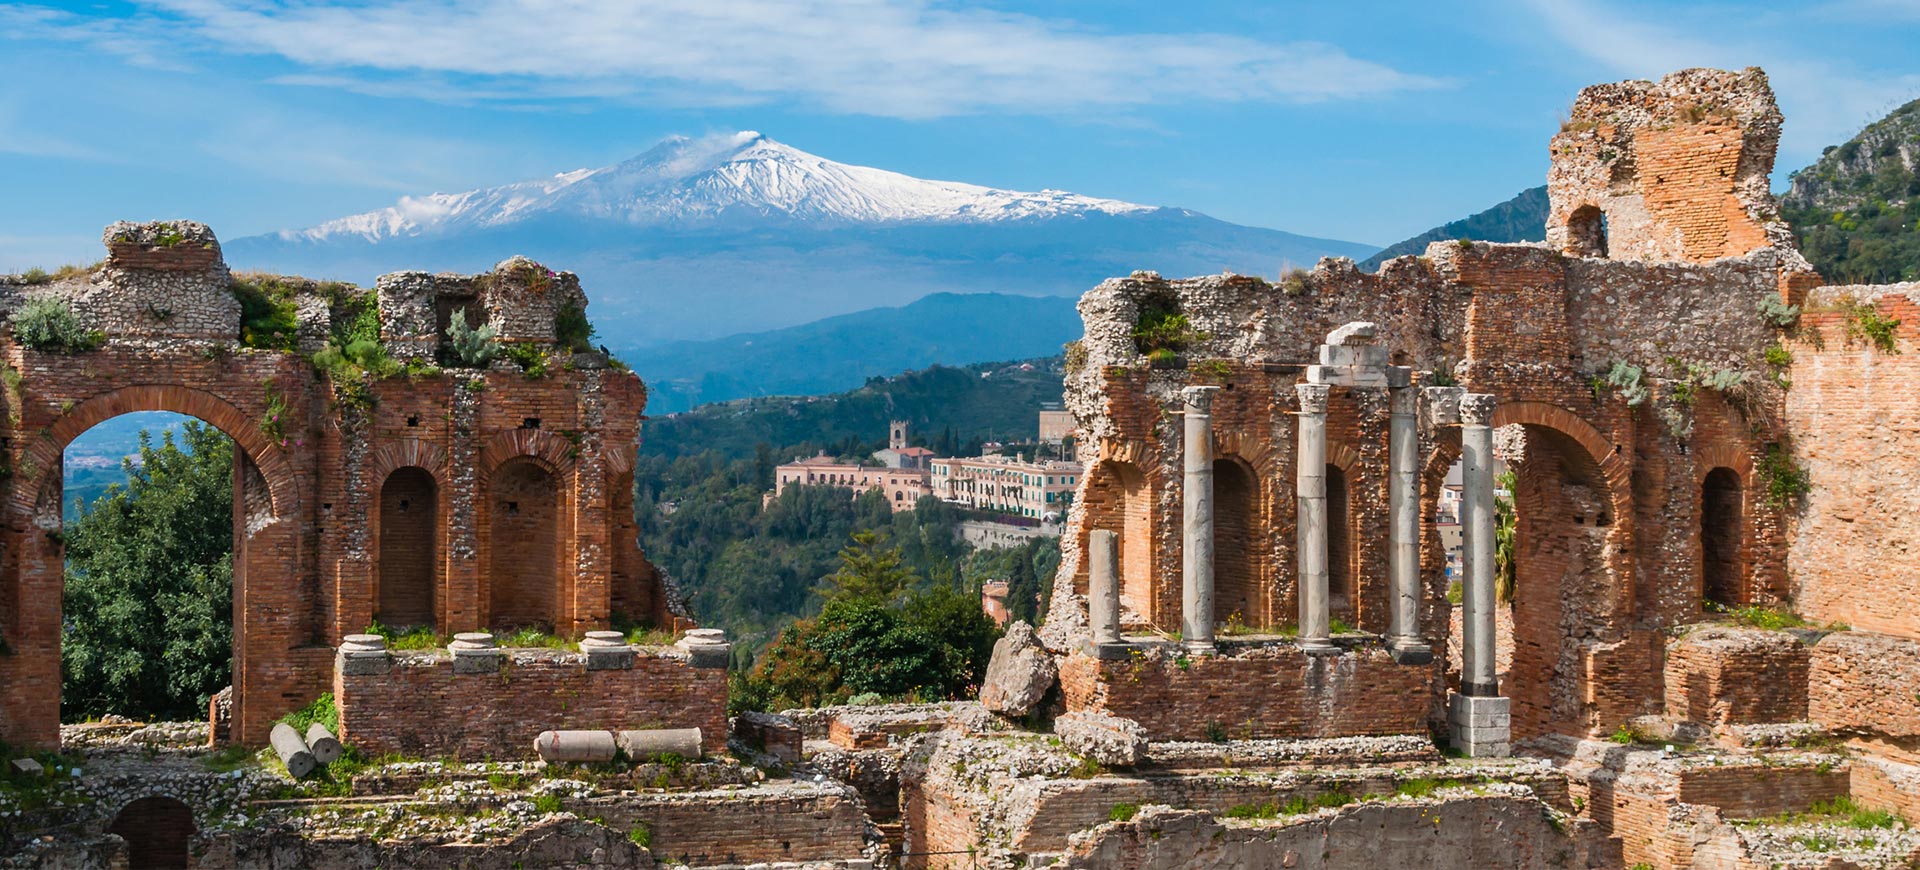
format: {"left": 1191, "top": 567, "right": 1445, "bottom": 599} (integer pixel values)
{"left": 3, "top": 0, "right": 1918, "bottom": 271}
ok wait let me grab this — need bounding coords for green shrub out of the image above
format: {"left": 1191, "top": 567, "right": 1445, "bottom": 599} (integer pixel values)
{"left": 1758, "top": 443, "right": 1810, "bottom": 509}
{"left": 532, "top": 792, "right": 563, "bottom": 814}
{"left": 1604, "top": 361, "right": 1649, "bottom": 406}
{"left": 1763, "top": 343, "right": 1793, "bottom": 368}
{"left": 11, "top": 297, "right": 103, "bottom": 353}
{"left": 1131, "top": 294, "right": 1206, "bottom": 355}
{"left": 1278, "top": 267, "right": 1311, "bottom": 296}
{"left": 505, "top": 343, "right": 548, "bottom": 379}
{"left": 17, "top": 267, "right": 50, "bottom": 285}
{"left": 279, "top": 693, "right": 339, "bottom": 733}
{"left": 1109, "top": 802, "right": 1139, "bottom": 822}
{"left": 554, "top": 299, "right": 595, "bottom": 353}
{"left": 1841, "top": 298, "right": 1901, "bottom": 353}
{"left": 230, "top": 276, "right": 302, "bottom": 351}
{"left": 628, "top": 822, "right": 651, "bottom": 848}
{"left": 1756, "top": 296, "right": 1801, "bottom": 328}
{"left": 447, "top": 309, "right": 499, "bottom": 367}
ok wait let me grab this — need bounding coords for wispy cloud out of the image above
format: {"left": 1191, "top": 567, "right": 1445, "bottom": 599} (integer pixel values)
{"left": 0, "top": 5, "right": 192, "bottom": 71}
{"left": 113, "top": 0, "right": 1443, "bottom": 118}
{"left": 1521, "top": 0, "right": 1920, "bottom": 161}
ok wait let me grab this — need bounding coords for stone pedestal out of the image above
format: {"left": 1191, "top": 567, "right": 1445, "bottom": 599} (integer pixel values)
{"left": 1448, "top": 693, "right": 1512, "bottom": 758}
{"left": 1180, "top": 386, "right": 1220, "bottom": 654}
{"left": 580, "top": 630, "right": 635, "bottom": 670}
{"left": 451, "top": 631, "right": 504, "bottom": 674}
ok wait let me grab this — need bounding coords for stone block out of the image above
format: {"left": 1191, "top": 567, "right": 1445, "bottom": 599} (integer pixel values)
{"left": 616, "top": 727, "right": 703, "bottom": 761}
{"left": 980, "top": 621, "right": 1057, "bottom": 717}
{"left": 677, "top": 629, "right": 732, "bottom": 669}
{"left": 1448, "top": 693, "right": 1511, "bottom": 758}
{"left": 9, "top": 758, "right": 43, "bottom": 779}
{"left": 1054, "top": 711, "right": 1149, "bottom": 767}
{"left": 581, "top": 631, "right": 635, "bottom": 670}
{"left": 535, "top": 730, "right": 617, "bottom": 764}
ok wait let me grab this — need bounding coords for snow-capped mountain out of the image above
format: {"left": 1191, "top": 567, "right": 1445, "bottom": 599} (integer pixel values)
{"left": 278, "top": 132, "right": 1155, "bottom": 243}
{"left": 227, "top": 132, "right": 1378, "bottom": 383}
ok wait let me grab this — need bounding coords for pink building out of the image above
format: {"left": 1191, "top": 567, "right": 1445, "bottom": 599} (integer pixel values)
{"left": 771, "top": 454, "right": 932, "bottom": 512}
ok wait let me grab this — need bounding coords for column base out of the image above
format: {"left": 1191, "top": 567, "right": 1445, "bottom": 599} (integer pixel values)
{"left": 1298, "top": 637, "right": 1340, "bottom": 655}
{"left": 1182, "top": 639, "right": 1218, "bottom": 656}
{"left": 1084, "top": 641, "right": 1134, "bottom": 661}
{"left": 1447, "top": 693, "right": 1511, "bottom": 758}
{"left": 1387, "top": 638, "right": 1433, "bottom": 666}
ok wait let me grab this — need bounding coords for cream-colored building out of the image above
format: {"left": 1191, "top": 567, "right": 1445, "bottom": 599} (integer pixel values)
{"left": 931, "top": 454, "right": 1082, "bottom": 520}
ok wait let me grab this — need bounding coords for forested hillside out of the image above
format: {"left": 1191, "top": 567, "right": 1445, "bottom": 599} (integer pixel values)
{"left": 641, "top": 356, "right": 1065, "bottom": 460}
{"left": 1783, "top": 97, "right": 1920, "bottom": 284}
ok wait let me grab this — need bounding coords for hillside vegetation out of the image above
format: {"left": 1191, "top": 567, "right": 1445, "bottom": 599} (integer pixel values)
{"left": 641, "top": 356, "right": 1066, "bottom": 460}
{"left": 1783, "top": 97, "right": 1920, "bottom": 284}
{"left": 1361, "top": 186, "right": 1548, "bottom": 271}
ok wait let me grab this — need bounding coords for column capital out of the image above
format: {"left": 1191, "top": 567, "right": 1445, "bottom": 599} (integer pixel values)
{"left": 1179, "top": 384, "right": 1221, "bottom": 413}
{"left": 1461, "top": 393, "right": 1497, "bottom": 426}
{"left": 1294, "top": 382, "right": 1330, "bottom": 414}
{"left": 1389, "top": 382, "right": 1418, "bottom": 415}
{"left": 1422, "top": 386, "right": 1465, "bottom": 426}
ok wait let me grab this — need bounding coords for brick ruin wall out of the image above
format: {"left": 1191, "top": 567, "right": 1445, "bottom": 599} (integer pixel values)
{"left": 1783, "top": 282, "right": 1920, "bottom": 637}
{"left": 1056, "top": 646, "right": 1430, "bottom": 741}
{"left": 0, "top": 220, "right": 695, "bottom": 752}
{"left": 1044, "top": 240, "right": 1796, "bottom": 741}
{"left": 334, "top": 648, "right": 727, "bottom": 760}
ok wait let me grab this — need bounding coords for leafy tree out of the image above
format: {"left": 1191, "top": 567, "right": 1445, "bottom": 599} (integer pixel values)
{"left": 63, "top": 422, "right": 234, "bottom": 721}
{"left": 821, "top": 529, "right": 917, "bottom": 605}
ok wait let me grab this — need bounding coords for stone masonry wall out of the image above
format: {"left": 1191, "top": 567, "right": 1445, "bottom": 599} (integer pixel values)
{"left": 1807, "top": 630, "right": 1920, "bottom": 746}
{"left": 334, "top": 647, "right": 726, "bottom": 760}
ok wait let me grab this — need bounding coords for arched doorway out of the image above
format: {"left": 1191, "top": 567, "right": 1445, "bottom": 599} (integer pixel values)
{"left": 489, "top": 457, "right": 560, "bottom": 630}
{"left": 1213, "top": 457, "right": 1258, "bottom": 628}
{"left": 377, "top": 467, "right": 438, "bottom": 628}
{"left": 55, "top": 414, "right": 244, "bottom": 726}
{"left": 1505, "top": 423, "right": 1623, "bottom": 738}
{"left": 1701, "top": 467, "right": 1744, "bottom": 609}
{"left": 1326, "top": 464, "right": 1353, "bottom": 609}
{"left": 1086, "top": 460, "right": 1154, "bottom": 625}
{"left": 1565, "top": 205, "right": 1609, "bottom": 258}
{"left": 109, "top": 796, "right": 196, "bottom": 868}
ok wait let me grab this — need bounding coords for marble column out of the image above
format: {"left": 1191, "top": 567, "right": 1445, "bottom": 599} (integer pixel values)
{"left": 1180, "top": 386, "right": 1220, "bottom": 654}
{"left": 1387, "top": 376, "right": 1429, "bottom": 662}
{"left": 1294, "top": 383, "right": 1336, "bottom": 652}
{"left": 1459, "top": 393, "right": 1499, "bottom": 697}
{"left": 1088, "top": 529, "right": 1122, "bottom": 646}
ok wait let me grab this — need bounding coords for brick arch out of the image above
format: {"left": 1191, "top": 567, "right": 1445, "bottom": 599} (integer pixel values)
{"left": 14, "top": 384, "right": 298, "bottom": 520}
{"left": 369, "top": 439, "right": 450, "bottom": 484}
{"left": 1212, "top": 453, "right": 1266, "bottom": 627}
{"left": 1491, "top": 401, "right": 1629, "bottom": 506}
{"left": 1691, "top": 442, "right": 1752, "bottom": 483}
{"left": 1213, "top": 430, "right": 1274, "bottom": 473}
{"left": 479, "top": 429, "right": 578, "bottom": 478}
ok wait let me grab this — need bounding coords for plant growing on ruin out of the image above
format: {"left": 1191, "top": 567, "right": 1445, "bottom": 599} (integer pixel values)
{"left": 10, "top": 297, "right": 103, "bottom": 353}
{"left": 628, "top": 823, "right": 652, "bottom": 848}
{"left": 1193, "top": 358, "right": 1232, "bottom": 382}
{"left": 231, "top": 275, "right": 302, "bottom": 351}
{"left": 1764, "top": 343, "right": 1793, "bottom": 369}
{"left": 1278, "top": 267, "right": 1312, "bottom": 296}
{"left": 1495, "top": 469, "right": 1517, "bottom": 604}
{"left": 260, "top": 379, "right": 293, "bottom": 449}
{"left": 446, "top": 308, "right": 499, "bottom": 367}
{"left": 505, "top": 342, "right": 549, "bottom": 379}
{"left": 1426, "top": 361, "right": 1457, "bottom": 387}
{"left": 553, "top": 298, "right": 595, "bottom": 353}
{"left": 1756, "top": 296, "right": 1801, "bottom": 328}
{"left": 1109, "top": 803, "right": 1140, "bottom": 822}
{"left": 1840, "top": 298, "right": 1900, "bottom": 353}
{"left": 1131, "top": 294, "right": 1206, "bottom": 356}
{"left": 1758, "top": 443, "right": 1811, "bottom": 509}
{"left": 17, "top": 267, "right": 50, "bottom": 285}
{"left": 1602, "top": 362, "right": 1649, "bottom": 406}
{"left": 1063, "top": 340, "right": 1088, "bottom": 375}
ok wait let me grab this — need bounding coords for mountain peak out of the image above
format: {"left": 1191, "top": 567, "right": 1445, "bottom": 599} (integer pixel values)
{"left": 272, "top": 131, "right": 1158, "bottom": 244}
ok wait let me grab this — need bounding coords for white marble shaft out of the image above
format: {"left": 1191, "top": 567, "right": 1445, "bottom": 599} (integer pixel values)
{"left": 1294, "top": 383, "right": 1335, "bottom": 652}
{"left": 1388, "top": 384, "right": 1426, "bottom": 655}
{"left": 1180, "top": 386, "right": 1220, "bottom": 653}
{"left": 1459, "top": 393, "right": 1500, "bottom": 696}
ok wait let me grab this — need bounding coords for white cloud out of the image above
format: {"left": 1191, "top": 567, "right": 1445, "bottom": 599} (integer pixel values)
{"left": 1521, "top": 0, "right": 1920, "bottom": 163}
{"left": 121, "top": 0, "right": 1441, "bottom": 118}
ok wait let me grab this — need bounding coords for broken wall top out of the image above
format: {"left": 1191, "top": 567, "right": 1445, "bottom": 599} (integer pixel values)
{"left": 1545, "top": 67, "right": 1806, "bottom": 269}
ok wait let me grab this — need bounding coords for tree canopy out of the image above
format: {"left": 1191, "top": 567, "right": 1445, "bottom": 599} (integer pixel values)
{"left": 62, "top": 421, "right": 234, "bottom": 722}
